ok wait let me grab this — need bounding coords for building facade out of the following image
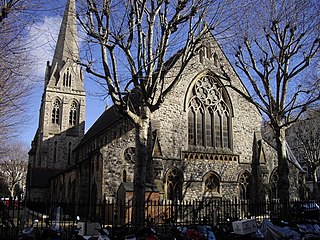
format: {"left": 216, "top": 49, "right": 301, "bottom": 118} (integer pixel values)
{"left": 27, "top": 0, "right": 86, "bottom": 201}
{"left": 27, "top": 0, "right": 304, "bottom": 207}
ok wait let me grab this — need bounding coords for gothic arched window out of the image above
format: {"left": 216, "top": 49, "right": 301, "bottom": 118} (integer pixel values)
{"left": 238, "top": 171, "right": 252, "bottom": 200}
{"left": 188, "top": 75, "right": 232, "bottom": 150}
{"left": 69, "top": 101, "right": 78, "bottom": 126}
{"left": 123, "top": 170, "right": 127, "bottom": 182}
{"left": 204, "top": 172, "right": 220, "bottom": 194}
{"left": 165, "top": 168, "right": 183, "bottom": 201}
{"left": 52, "top": 99, "right": 61, "bottom": 125}
{"left": 63, "top": 68, "right": 72, "bottom": 87}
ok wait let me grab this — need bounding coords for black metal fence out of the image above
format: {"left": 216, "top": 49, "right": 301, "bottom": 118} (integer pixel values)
{"left": 1, "top": 198, "right": 319, "bottom": 239}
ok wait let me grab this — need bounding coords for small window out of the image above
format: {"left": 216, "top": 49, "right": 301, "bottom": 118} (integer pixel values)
{"left": 204, "top": 173, "right": 220, "bottom": 193}
{"left": 123, "top": 170, "right": 127, "bottom": 182}
{"left": 52, "top": 99, "right": 61, "bottom": 124}
{"left": 124, "top": 147, "right": 135, "bottom": 163}
{"left": 63, "top": 68, "right": 72, "bottom": 87}
{"left": 238, "top": 171, "right": 252, "bottom": 201}
{"left": 166, "top": 168, "right": 183, "bottom": 201}
{"left": 69, "top": 101, "right": 78, "bottom": 125}
{"left": 213, "top": 53, "right": 218, "bottom": 66}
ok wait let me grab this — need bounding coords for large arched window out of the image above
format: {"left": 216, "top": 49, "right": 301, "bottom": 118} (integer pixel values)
{"left": 52, "top": 99, "right": 61, "bottom": 125}
{"left": 69, "top": 101, "right": 78, "bottom": 126}
{"left": 187, "top": 75, "right": 232, "bottom": 150}
{"left": 165, "top": 168, "right": 183, "bottom": 201}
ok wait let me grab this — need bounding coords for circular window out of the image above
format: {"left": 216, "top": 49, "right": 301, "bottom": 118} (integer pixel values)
{"left": 124, "top": 147, "right": 135, "bottom": 163}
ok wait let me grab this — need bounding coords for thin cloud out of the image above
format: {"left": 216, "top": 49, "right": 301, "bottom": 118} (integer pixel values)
{"left": 27, "top": 15, "right": 62, "bottom": 81}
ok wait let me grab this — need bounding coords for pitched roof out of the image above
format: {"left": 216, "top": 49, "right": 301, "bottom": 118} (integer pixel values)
{"left": 29, "top": 168, "right": 64, "bottom": 188}
{"left": 120, "top": 182, "right": 159, "bottom": 192}
{"left": 77, "top": 105, "right": 123, "bottom": 147}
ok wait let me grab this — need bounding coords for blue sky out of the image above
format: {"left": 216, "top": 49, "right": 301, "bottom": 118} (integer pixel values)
{"left": 19, "top": 0, "right": 106, "bottom": 145}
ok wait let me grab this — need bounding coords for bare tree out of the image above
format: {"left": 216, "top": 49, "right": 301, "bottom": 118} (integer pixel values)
{"left": 0, "top": 142, "right": 28, "bottom": 199}
{"left": 76, "top": 0, "right": 235, "bottom": 227}
{"left": 0, "top": 0, "right": 40, "bottom": 144}
{"left": 289, "top": 109, "right": 320, "bottom": 201}
{"left": 0, "top": 0, "right": 28, "bottom": 22}
{"left": 224, "top": 0, "right": 320, "bottom": 202}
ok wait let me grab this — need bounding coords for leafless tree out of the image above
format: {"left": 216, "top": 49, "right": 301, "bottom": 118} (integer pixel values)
{"left": 223, "top": 0, "right": 320, "bottom": 203}
{"left": 0, "top": 142, "right": 28, "bottom": 199}
{"left": 0, "top": 0, "right": 28, "bottom": 22}
{"left": 289, "top": 109, "right": 320, "bottom": 201}
{"left": 76, "top": 0, "right": 235, "bottom": 227}
{"left": 0, "top": 0, "right": 40, "bottom": 144}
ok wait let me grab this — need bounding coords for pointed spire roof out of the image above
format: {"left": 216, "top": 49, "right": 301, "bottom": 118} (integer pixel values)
{"left": 51, "top": 0, "right": 79, "bottom": 71}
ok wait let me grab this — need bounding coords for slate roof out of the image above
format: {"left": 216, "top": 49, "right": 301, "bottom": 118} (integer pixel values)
{"left": 77, "top": 105, "right": 123, "bottom": 147}
{"left": 29, "top": 168, "right": 64, "bottom": 188}
{"left": 120, "top": 182, "right": 159, "bottom": 192}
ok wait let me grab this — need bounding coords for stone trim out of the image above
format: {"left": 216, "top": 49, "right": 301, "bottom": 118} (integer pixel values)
{"left": 182, "top": 151, "right": 239, "bottom": 162}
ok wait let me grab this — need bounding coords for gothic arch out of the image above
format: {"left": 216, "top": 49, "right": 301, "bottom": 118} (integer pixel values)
{"left": 164, "top": 168, "right": 183, "bottom": 201}
{"left": 202, "top": 171, "right": 221, "bottom": 195}
{"left": 51, "top": 97, "right": 62, "bottom": 125}
{"left": 122, "top": 169, "right": 127, "bottom": 182}
{"left": 184, "top": 70, "right": 234, "bottom": 116}
{"left": 185, "top": 71, "right": 233, "bottom": 150}
{"left": 63, "top": 67, "right": 72, "bottom": 87}
{"left": 238, "top": 170, "right": 252, "bottom": 201}
{"left": 69, "top": 100, "right": 79, "bottom": 126}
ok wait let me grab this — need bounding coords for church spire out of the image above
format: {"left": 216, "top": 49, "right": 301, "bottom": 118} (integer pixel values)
{"left": 51, "top": 0, "right": 79, "bottom": 73}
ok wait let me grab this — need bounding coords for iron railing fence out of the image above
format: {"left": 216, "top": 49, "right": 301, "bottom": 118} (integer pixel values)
{"left": 0, "top": 198, "right": 319, "bottom": 239}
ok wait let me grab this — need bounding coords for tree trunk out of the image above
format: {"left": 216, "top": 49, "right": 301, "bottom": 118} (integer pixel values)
{"left": 275, "top": 127, "right": 290, "bottom": 202}
{"left": 311, "top": 169, "right": 319, "bottom": 201}
{"left": 9, "top": 186, "right": 15, "bottom": 199}
{"left": 132, "top": 106, "right": 151, "bottom": 229}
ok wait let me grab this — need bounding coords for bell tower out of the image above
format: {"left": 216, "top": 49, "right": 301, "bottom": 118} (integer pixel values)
{"left": 27, "top": 0, "right": 85, "bottom": 200}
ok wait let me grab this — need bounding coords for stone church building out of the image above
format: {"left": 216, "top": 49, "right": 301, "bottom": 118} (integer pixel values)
{"left": 27, "top": 0, "right": 305, "bottom": 207}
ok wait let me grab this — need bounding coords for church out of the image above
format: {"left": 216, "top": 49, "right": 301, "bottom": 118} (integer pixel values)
{"left": 26, "top": 0, "right": 304, "bottom": 208}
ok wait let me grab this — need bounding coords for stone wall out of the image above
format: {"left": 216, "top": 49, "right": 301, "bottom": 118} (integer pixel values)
{"left": 96, "top": 34, "right": 269, "bottom": 202}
